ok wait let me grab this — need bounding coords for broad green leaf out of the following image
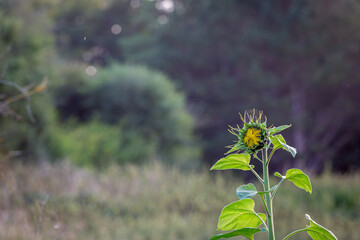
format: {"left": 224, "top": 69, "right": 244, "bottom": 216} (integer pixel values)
{"left": 283, "top": 215, "right": 338, "bottom": 240}
{"left": 270, "top": 135, "right": 297, "bottom": 157}
{"left": 210, "top": 228, "right": 262, "bottom": 240}
{"left": 285, "top": 169, "right": 312, "bottom": 194}
{"left": 236, "top": 184, "right": 258, "bottom": 200}
{"left": 211, "top": 153, "right": 252, "bottom": 171}
{"left": 268, "top": 125, "right": 291, "bottom": 135}
{"left": 217, "top": 199, "right": 266, "bottom": 231}
{"left": 305, "top": 214, "right": 338, "bottom": 240}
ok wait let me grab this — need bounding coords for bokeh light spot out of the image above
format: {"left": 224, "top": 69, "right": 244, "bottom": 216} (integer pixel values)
{"left": 111, "top": 24, "right": 122, "bottom": 35}
{"left": 156, "top": 0, "right": 174, "bottom": 12}
{"left": 130, "top": 0, "right": 140, "bottom": 8}
{"left": 85, "top": 66, "right": 97, "bottom": 76}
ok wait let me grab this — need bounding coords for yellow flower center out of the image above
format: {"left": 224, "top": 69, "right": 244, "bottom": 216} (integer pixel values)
{"left": 243, "top": 128, "right": 261, "bottom": 148}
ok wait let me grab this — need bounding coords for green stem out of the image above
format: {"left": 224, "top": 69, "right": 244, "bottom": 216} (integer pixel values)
{"left": 262, "top": 148, "right": 275, "bottom": 240}
{"left": 260, "top": 194, "right": 270, "bottom": 216}
{"left": 282, "top": 228, "right": 307, "bottom": 240}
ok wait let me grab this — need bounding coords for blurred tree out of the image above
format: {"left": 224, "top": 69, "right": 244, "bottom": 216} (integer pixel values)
{"left": 53, "top": 64, "right": 201, "bottom": 168}
{"left": 117, "top": 0, "right": 360, "bottom": 172}
{"left": 0, "top": 0, "right": 57, "bottom": 161}
{"left": 49, "top": 0, "right": 360, "bottom": 171}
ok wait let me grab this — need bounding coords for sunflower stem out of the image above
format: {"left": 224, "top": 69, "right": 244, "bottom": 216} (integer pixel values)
{"left": 262, "top": 148, "right": 275, "bottom": 240}
{"left": 260, "top": 194, "right": 271, "bottom": 216}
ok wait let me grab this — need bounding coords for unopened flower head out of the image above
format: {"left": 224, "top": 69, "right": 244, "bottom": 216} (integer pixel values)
{"left": 227, "top": 109, "right": 268, "bottom": 154}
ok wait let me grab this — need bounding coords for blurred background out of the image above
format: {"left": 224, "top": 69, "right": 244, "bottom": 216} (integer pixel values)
{"left": 0, "top": 0, "right": 359, "bottom": 239}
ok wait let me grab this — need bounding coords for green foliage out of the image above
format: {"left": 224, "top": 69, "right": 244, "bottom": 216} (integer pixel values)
{"left": 305, "top": 215, "right": 337, "bottom": 240}
{"left": 210, "top": 228, "right": 263, "bottom": 240}
{"left": 217, "top": 199, "right": 266, "bottom": 231}
{"left": 0, "top": 94, "right": 57, "bottom": 160}
{"left": 51, "top": 63, "right": 200, "bottom": 167}
{"left": 0, "top": 0, "right": 57, "bottom": 161}
{"left": 210, "top": 153, "right": 252, "bottom": 171}
{"left": 268, "top": 125, "right": 291, "bottom": 135}
{"left": 275, "top": 169, "right": 312, "bottom": 194}
{"left": 270, "top": 135, "right": 297, "bottom": 158}
{"left": 52, "top": 120, "right": 156, "bottom": 168}
{"left": 236, "top": 184, "right": 258, "bottom": 200}
{"left": 283, "top": 215, "right": 338, "bottom": 240}
{"left": 91, "top": 64, "right": 200, "bottom": 167}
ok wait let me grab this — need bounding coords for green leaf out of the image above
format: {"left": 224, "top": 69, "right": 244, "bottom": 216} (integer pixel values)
{"left": 217, "top": 199, "right": 266, "bottom": 231}
{"left": 225, "top": 144, "right": 241, "bottom": 155}
{"left": 305, "top": 214, "right": 338, "bottom": 240}
{"left": 280, "top": 142, "right": 297, "bottom": 158}
{"left": 236, "top": 184, "right": 258, "bottom": 200}
{"left": 274, "top": 172, "right": 284, "bottom": 178}
{"left": 210, "top": 228, "right": 262, "bottom": 240}
{"left": 268, "top": 125, "right": 291, "bottom": 135}
{"left": 283, "top": 215, "right": 338, "bottom": 240}
{"left": 236, "top": 183, "right": 275, "bottom": 199}
{"left": 211, "top": 153, "right": 252, "bottom": 171}
{"left": 270, "top": 135, "right": 286, "bottom": 150}
{"left": 285, "top": 169, "right": 312, "bottom": 194}
{"left": 269, "top": 135, "right": 297, "bottom": 157}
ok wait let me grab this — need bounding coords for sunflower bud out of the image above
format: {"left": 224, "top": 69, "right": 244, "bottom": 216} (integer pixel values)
{"left": 227, "top": 109, "right": 268, "bottom": 154}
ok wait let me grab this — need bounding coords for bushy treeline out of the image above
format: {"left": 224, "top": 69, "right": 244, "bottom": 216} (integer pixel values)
{"left": 1, "top": 0, "right": 360, "bottom": 171}
{"left": 51, "top": 64, "right": 200, "bottom": 168}
{"left": 0, "top": 0, "right": 200, "bottom": 168}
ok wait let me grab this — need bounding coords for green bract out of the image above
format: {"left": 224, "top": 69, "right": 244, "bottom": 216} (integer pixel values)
{"left": 227, "top": 112, "right": 268, "bottom": 154}
{"left": 210, "top": 110, "right": 337, "bottom": 240}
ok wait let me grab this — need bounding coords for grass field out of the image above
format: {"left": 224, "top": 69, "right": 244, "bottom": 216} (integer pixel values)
{"left": 0, "top": 161, "right": 358, "bottom": 239}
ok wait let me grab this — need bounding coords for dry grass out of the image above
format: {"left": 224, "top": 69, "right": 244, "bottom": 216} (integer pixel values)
{"left": 0, "top": 161, "right": 358, "bottom": 240}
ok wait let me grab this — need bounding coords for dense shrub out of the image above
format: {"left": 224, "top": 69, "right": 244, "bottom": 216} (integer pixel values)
{"left": 53, "top": 120, "right": 156, "bottom": 168}
{"left": 52, "top": 64, "right": 201, "bottom": 168}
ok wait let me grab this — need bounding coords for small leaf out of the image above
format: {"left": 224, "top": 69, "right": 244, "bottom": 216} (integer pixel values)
{"left": 305, "top": 214, "right": 338, "bottom": 240}
{"left": 279, "top": 141, "right": 297, "bottom": 158}
{"left": 210, "top": 228, "right": 262, "bottom": 240}
{"left": 217, "top": 199, "right": 266, "bottom": 231}
{"left": 274, "top": 172, "right": 284, "bottom": 178}
{"left": 269, "top": 135, "right": 286, "bottom": 150}
{"left": 236, "top": 184, "right": 258, "bottom": 200}
{"left": 270, "top": 135, "right": 297, "bottom": 157}
{"left": 226, "top": 144, "right": 241, "bottom": 155}
{"left": 268, "top": 125, "right": 291, "bottom": 135}
{"left": 285, "top": 169, "right": 312, "bottom": 194}
{"left": 211, "top": 153, "right": 252, "bottom": 171}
